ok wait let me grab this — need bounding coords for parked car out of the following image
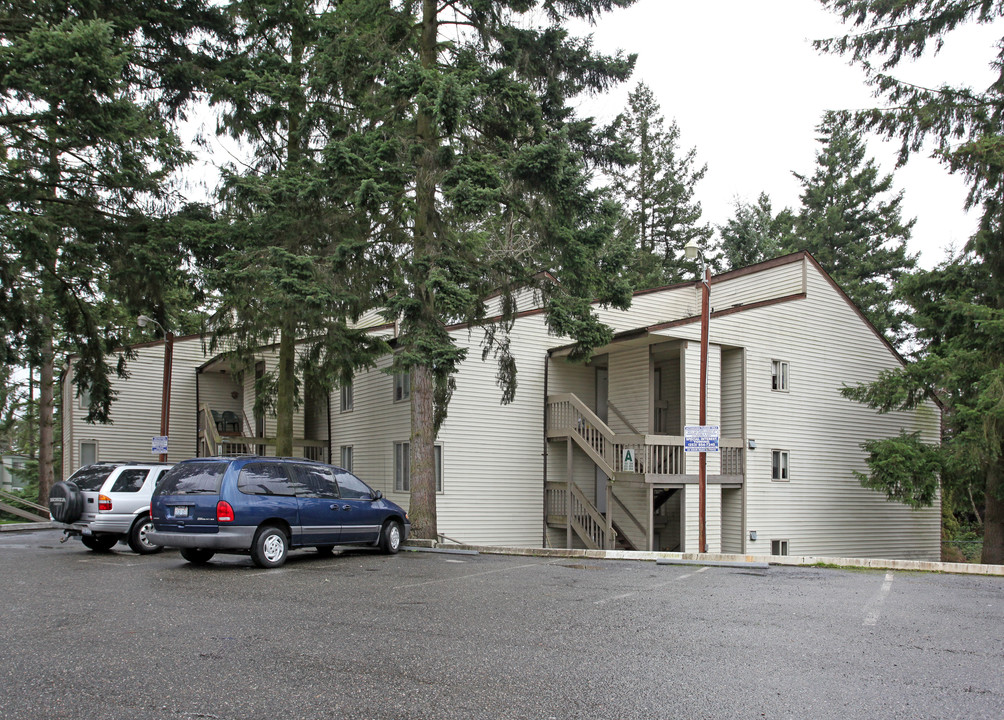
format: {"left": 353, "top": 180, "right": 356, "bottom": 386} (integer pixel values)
{"left": 48, "top": 462, "right": 174, "bottom": 554}
{"left": 149, "top": 457, "right": 410, "bottom": 568}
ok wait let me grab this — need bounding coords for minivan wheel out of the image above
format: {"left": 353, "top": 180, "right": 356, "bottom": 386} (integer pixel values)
{"left": 180, "top": 547, "right": 214, "bottom": 565}
{"left": 127, "top": 516, "right": 162, "bottom": 555}
{"left": 81, "top": 534, "right": 118, "bottom": 552}
{"left": 379, "top": 520, "right": 402, "bottom": 554}
{"left": 252, "top": 526, "right": 289, "bottom": 568}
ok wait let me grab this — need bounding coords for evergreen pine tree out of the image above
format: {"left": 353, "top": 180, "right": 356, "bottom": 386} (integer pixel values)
{"left": 0, "top": 1, "right": 225, "bottom": 498}
{"left": 819, "top": 0, "right": 1004, "bottom": 562}
{"left": 375, "top": 0, "right": 638, "bottom": 538}
{"left": 783, "top": 111, "right": 917, "bottom": 340}
{"left": 609, "top": 82, "right": 713, "bottom": 287}
{"left": 718, "top": 192, "right": 790, "bottom": 270}
{"left": 198, "top": 0, "right": 398, "bottom": 455}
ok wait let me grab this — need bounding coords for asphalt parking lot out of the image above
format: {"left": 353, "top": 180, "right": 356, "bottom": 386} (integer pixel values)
{"left": 1, "top": 529, "right": 1002, "bottom": 720}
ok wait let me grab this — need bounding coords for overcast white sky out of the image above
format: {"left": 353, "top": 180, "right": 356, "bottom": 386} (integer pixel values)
{"left": 574, "top": 0, "right": 1002, "bottom": 269}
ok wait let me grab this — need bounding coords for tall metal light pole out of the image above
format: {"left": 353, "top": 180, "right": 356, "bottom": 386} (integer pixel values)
{"left": 138, "top": 315, "right": 173, "bottom": 463}
{"left": 684, "top": 240, "right": 710, "bottom": 554}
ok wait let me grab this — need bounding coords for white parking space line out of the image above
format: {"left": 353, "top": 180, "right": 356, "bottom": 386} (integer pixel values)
{"left": 594, "top": 565, "right": 712, "bottom": 605}
{"left": 863, "top": 572, "right": 895, "bottom": 627}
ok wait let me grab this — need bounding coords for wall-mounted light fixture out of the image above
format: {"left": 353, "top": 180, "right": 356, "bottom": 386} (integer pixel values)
{"left": 747, "top": 439, "right": 757, "bottom": 450}
{"left": 749, "top": 530, "right": 758, "bottom": 542}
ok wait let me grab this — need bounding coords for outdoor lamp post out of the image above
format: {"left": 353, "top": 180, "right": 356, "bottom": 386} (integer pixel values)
{"left": 683, "top": 239, "right": 710, "bottom": 554}
{"left": 138, "top": 315, "right": 173, "bottom": 463}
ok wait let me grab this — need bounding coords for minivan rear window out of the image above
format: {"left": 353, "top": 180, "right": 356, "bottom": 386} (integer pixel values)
{"left": 67, "top": 465, "right": 114, "bottom": 492}
{"left": 157, "top": 462, "right": 227, "bottom": 495}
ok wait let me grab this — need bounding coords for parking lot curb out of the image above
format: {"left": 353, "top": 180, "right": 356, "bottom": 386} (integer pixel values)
{"left": 416, "top": 542, "right": 1004, "bottom": 576}
{"left": 0, "top": 522, "right": 54, "bottom": 533}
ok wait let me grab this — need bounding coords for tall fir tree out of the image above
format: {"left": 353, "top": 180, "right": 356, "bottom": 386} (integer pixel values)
{"left": 718, "top": 192, "right": 791, "bottom": 270}
{"left": 370, "top": 0, "right": 637, "bottom": 538}
{"left": 818, "top": 0, "right": 1004, "bottom": 563}
{"left": 608, "top": 82, "right": 713, "bottom": 288}
{"left": 0, "top": 1, "right": 225, "bottom": 499}
{"left": 782, "top": 111, "right": 917, "bottom": 341}
{"left": 198, "top": 0, "right": 398, "bottom": 455}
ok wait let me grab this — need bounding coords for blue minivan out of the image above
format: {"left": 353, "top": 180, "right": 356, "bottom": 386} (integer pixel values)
{"left": 149, "top": 457, "right": 410, "bottom": 568}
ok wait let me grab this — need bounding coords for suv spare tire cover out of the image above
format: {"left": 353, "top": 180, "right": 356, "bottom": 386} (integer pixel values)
{"left": 49, "top": 481, "right": 84, "bottom": 523}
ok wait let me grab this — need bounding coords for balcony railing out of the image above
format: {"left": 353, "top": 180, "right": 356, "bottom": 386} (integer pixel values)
{"left": 198, "top": 404, "right": 327, "bottom": 461}
{"left": 546, "top": 393, "right": 744, "bottom": 481}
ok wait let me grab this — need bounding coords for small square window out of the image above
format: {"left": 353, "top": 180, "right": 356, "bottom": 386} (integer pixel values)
{"left": 771, "top": 539, "right": 789, "bottom": 556}
{"left": 771, "top": 450, "right": 789, "bottom": 481}
{"left": 340, "top": 445, "right": 353, "bottom": 472}
{"left": 394, "top": 372, "right": 411, "bottom": 402}
{"left": 78, "top": 384, "right": 91, "bottom": 410}
{"left": 340, "top": 382, "right": 353, "bottom": 413}
{"left": 771, "top": 360, "right": 789, "bottom": 391}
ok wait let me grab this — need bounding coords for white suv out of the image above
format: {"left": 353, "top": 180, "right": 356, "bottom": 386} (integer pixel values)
{"left": 49, "top": 462, "right": 173, "bottom": 554}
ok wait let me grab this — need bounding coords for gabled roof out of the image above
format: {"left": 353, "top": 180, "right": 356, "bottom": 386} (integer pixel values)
{"left": 548, "top": 251, "right": 907, "bottom": 368}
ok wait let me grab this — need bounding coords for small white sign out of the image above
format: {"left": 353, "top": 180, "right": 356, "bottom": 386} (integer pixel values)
{"left": 684, "top": 425, "right": 720, "bottom": 452}
{"left": 622, "top": 447, "right": 636, "bottom": 472}
{"left": 151, "top": 436, "right": 169, "bottom": 454}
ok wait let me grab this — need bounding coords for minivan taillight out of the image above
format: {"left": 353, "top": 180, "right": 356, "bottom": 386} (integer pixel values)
{"left": 98, "top": 494, "right": 112, "bottom": 511}
{"left": 216, "top": 500, "right": 235, "bottom": 523}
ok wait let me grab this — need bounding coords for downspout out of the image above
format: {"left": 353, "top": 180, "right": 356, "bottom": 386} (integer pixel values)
{"left": 542, "top": 352, "right": 549, "bottom": 547}
{"left": 195, "top": 367, "right": 200, "bottom": 458}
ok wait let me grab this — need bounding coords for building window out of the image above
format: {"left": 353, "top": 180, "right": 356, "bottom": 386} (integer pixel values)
{"left": 771, "top": 360, "right": 789, "bottom": 392}
{"left": 394, "top": 442, "right": 442, "bottom": 493}
{"left": 394, "top": 442, "right": 409, "bottom": 491}
{"left": 340, "top": 445, "right": 353, "bottom": 472}
{"left": 394, "top": 372, "right": 410, "bottom": 402}
{"left": 340, "top": 382, "right": 353, "bottom": 413}
{"left": 771, "top": 450, "right": 789, "bottom": 481}
{"left": 771, "top": 539, "right": 789, "bottom": 556}
{"left": 80, "top": 441, "right": 98, "bottom": 467}
{"left": 78, "top": 384, "right": 91, "bottom": 410}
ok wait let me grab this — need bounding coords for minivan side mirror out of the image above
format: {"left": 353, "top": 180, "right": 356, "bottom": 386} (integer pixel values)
{"left": 372, "top": 490, "right": 383, "bottom": 501}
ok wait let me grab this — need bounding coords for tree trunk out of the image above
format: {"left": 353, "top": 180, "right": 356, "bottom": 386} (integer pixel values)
{"left": 408, "top": 364, "right": 437, "bottom": 539}
{"left": 275, "top": 318, "right": 296, "bottom": 457}
{"left": 982, "top": 455, "right": 1003, "bottom": 565}
{"left": 37, "top": 330, "right": 54, "bottom": 505}
{"left": 405, "top": 0, "right": 441, "bottom": 540}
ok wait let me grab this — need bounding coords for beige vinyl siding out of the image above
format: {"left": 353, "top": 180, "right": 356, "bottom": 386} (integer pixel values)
{"left": 198, "top": 373, "right": 244, "bottom": 431}
{"left": 721, "top": 487, "right": 743, "bottom": 553}
{"left": 433, "top": 317, "right": 553, "bottom": 545}
{"left": 681, "top": 341, "right": 722, "bottom": 475}
{"left": 710, "top": 256, "right": 804, "bottom": 309}
{"left": 714, "top": 266, "right": 940, "bottom": 560}
{"left": 330, "top": 355, "right": 410, "bottom": 503}
{"left": 720, "top": 348, "right": 743, "bottom": 438}
{"left": 681, "top": 485, "right": 721, "bottom": 553}
{"left": 607, "top": 346, "right": 650, "bottom": 434}
{"left": 63, "top": 336, "right": 211, "bottom": 473}
{"left": 655, "top": 353, "right": 682, "bottom": 434}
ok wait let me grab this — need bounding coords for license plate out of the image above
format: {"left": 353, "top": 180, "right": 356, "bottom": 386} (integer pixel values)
{"left": 173, "top": 506, "right": 189, "bottom": 518}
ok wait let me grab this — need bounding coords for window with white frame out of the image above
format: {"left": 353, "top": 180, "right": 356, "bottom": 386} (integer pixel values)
{"left": 80, "top": 441, "right": 98, "bottom": 467}
{"left": 394, "top": 442, "right": 442, "bottom": 492}
{"left": 771, "top": 539, "right": 789, "bottom": 556}
{"left": 393, "top": 372, "right": 411, "bottom": 402}
{"left": 340, "top": 445, "right": 353, "bottom": 471}
{"left": 771, "top": 360, "right": 789, "bottom": 391}
{"left": 340, "top": 382, "right": 353, "bottom": 413}
{"left": 771, "top": 450, "right": 789, "bottom": 481}
{"left": 78, "top": 384, "right": 91, "bottom": 410}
